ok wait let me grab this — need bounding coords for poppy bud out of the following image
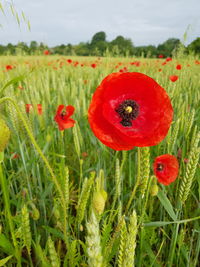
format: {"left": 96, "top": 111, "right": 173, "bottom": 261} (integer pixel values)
{"left": 31, "top": 207, "right": 40, "bottom": 220}
{"left": 0, "top": 118, "right": 10, "bottom": 152}
{"left": 46, "top": 134, "right": 52, "bottom": 142}
{"left": 150, "top": 184, "right": 159, "bottom": 196}
{"left": 92, "top": 190, "right": 107, "bottom": 215}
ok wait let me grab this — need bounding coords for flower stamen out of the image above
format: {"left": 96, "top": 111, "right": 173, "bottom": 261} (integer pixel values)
{"left": 125, "top": 106, "right": 133, "bottom": 113}
{"left": 156, "top": 163, "right": 164, "bottom": 171}
{"left": 115, "top": 99, "right": 139, "bottom": 127}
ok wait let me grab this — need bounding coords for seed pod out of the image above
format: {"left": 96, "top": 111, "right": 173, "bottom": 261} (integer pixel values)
{"left": 0, "top": 118, "right": 10, "bottom": 152}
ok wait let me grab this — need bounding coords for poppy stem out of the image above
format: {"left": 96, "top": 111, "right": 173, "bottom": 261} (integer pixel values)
{"left": 0, "top": 97, "right": 68, "bottom": 245}
{"left": 125, "top": 147, "right": 141, "bottom": 213}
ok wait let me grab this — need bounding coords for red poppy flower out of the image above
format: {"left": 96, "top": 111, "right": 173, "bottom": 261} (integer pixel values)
{"left": 12, "top": 152, "right": 20, "bottom": 159}
{"left": 26, "top": 104, "right": 33, "bottom": 113}
{"left": 54, "top": 105, "right": 75, "bottom": 131}
{"left": 158, "top": 54, "right": 164, "bottom": 58}
{"left": 88, "top": 72, "right": 173, "bottom": 151}
{"left": 37, "top": 104, "right": 43, "bottom": 115}
{"left": 6, "top": 65, "right": 13, "bottom": 71}
{"left": 176, "top": 64, "right": 182, "bottom": 70}
{"left": 91, "top": 63, "right": 97, "bottom": 68}
{"left": 44, "top": 50, "right": 50, "bottom": 55}
{"left": 170, "top": 75, "right": 179, "bottom": 82}
{"left": 153, "top": 154, "right": 179, "bottom": 185}
{"left": 26, "top": 104, "right": 43, "bottom": 115}
{"left": 166, "top": 57, "right": 172, "bottom": 62}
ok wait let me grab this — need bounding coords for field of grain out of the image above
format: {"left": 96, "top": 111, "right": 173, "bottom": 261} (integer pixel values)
{"left": 0, "top": 55, "right": 200, "bottom": 266}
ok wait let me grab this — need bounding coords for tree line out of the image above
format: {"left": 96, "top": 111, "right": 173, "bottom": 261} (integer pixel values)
{"left": 0, "top": 31, "right": 199, "bottom": 57}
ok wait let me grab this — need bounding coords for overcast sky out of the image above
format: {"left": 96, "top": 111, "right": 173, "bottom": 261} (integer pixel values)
{"left": 0, "top": 0, "right": 199, "bottom": 46}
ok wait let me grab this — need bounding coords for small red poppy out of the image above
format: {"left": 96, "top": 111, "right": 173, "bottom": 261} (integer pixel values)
{"left": 26, "top": 104, "right": 42, "bottom": 115}
{"left": 176, "top": 64, "right": 182, "bottom": 70}
{"left": 26, "top": 104, "right": 33, "bottom": 113}
{"left": 153, "top": 154, "right": 179, "bottom": 185}
{"left": 158, "top": 54, "right": 164, "bottom": 58}
{"left": 37, "top": 104, "right": 43, "bottom": 115}
{"left": 91, "top": 63, "right": 97, "bottom": 68}
{"left": 12, "top": 152, "right": 20, "bottom": 159}
{"left": 54, "top": 105, "right": 75, "bottom": 131}
{"left": 170, "top": 75, "right": 179, "bottom": 82}
{"left": 166, "top": 57, "right": 172, "bottom": 62}
{"left": 44, "top": 50, "right": 50, "bottom": 55}
{"left": 88, "top": 72, "right": 173, "bottom": 150}
{"left": 6, "top": 65, "right": 13, "bottom": 71}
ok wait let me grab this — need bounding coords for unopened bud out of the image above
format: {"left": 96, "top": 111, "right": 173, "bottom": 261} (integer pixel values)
{"left": 31, "top": 208, "right": 40, "bottom": 220}
{"left": 92, "top": 190, "right": 107, "bottom": 215}
{"left": 150, "top": 184, "right": 159, "bottom": 196}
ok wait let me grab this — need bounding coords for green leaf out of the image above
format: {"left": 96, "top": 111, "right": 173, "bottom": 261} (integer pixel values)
{"left": 0, "top": 152, "right": 4, "bottom": 163}
{"left": 0, "top": 255, "right": 13, "bottom": 266}
{"left": 157, "top": 190, "right": 177, "bottom": 221}
{"left": 0, "top": 234, "right": 14, "bottom": 254}
{"left": 144, "top": 215, "right": 200, "bottom": 227}
{"left": 42, "top": 226, "right": 64, "bottom": 240}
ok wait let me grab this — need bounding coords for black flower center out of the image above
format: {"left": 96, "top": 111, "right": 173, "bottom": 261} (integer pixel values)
{"left": 156, "top": 163, "right": 164, "bottom": 171}
{"left": 115, "top": 99, "right": 139, "bottom": 127}
{"left": 61, "top": 111, "right": 66, "bottom": 118}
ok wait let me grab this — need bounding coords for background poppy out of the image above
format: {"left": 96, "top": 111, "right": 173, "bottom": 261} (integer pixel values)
{"left": 170, "top": 75, "right": 179, "bottom": 82}
{"left": 153, "top": 154, "right": 179, "bottom": 185}
{"left": 54, "top": 105, "right": 75, "bottom": 131}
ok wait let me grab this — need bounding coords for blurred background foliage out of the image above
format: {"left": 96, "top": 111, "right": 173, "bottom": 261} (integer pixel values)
{"left": 0, "top": 31, "right": 199, "bottom": 57}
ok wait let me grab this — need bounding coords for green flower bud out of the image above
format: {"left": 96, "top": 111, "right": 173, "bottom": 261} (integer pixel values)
{"left": 150, "top": 184, "right": 159, "bottom": 196}
{"left": 92, "top": 189, "right": 107, "bottom": 215}
{"left": 31, "top": 208, "right": 40, "bottom": 220}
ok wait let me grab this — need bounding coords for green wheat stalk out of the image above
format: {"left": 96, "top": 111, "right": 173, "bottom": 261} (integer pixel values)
{"left": 179, "top": 147, "right": 200, "bottom": 203}
{"left": 76, "top": 171, "right": 95, "bottom": 225}
{"left": 138, "top": 147, "right": 150, "bottom": 197}
{"left": 168, "top": 119, "right": 179, "bottom": 152}
{"left": 86, "top": 210, "right": 103, "bottom": 267}
{"left": 21, "top": 204, "right": 32, "bottom": 255}
{"left": 123, "top": 210, "right": 137, "bottom": 267}
{"left": 47, "top": 236, "right": 60, "bottom": 267}
{"left": 185, "top": 109, "right": 195, "bottom": 137}
{"left": 117, "top": 217, "right": 127, "bottom": 267}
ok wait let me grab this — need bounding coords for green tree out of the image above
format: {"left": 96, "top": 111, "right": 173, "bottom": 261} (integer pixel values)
{"left": 74, "top": 42, "right": 90, "bottom": 56}
{"left": 187, "top": 38, "right": 200, "bottom": 54}
{"left": 110, "top": 35, "right": 134, "bottom": 56}
{"left": 157, "top": 38, "right": 180, "bottom": 57}
{"left": 91, "top": 31, "right": 106, "bottom": 44}
{"left": 30, "top": 41, "right": 38, "bottom": 54}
